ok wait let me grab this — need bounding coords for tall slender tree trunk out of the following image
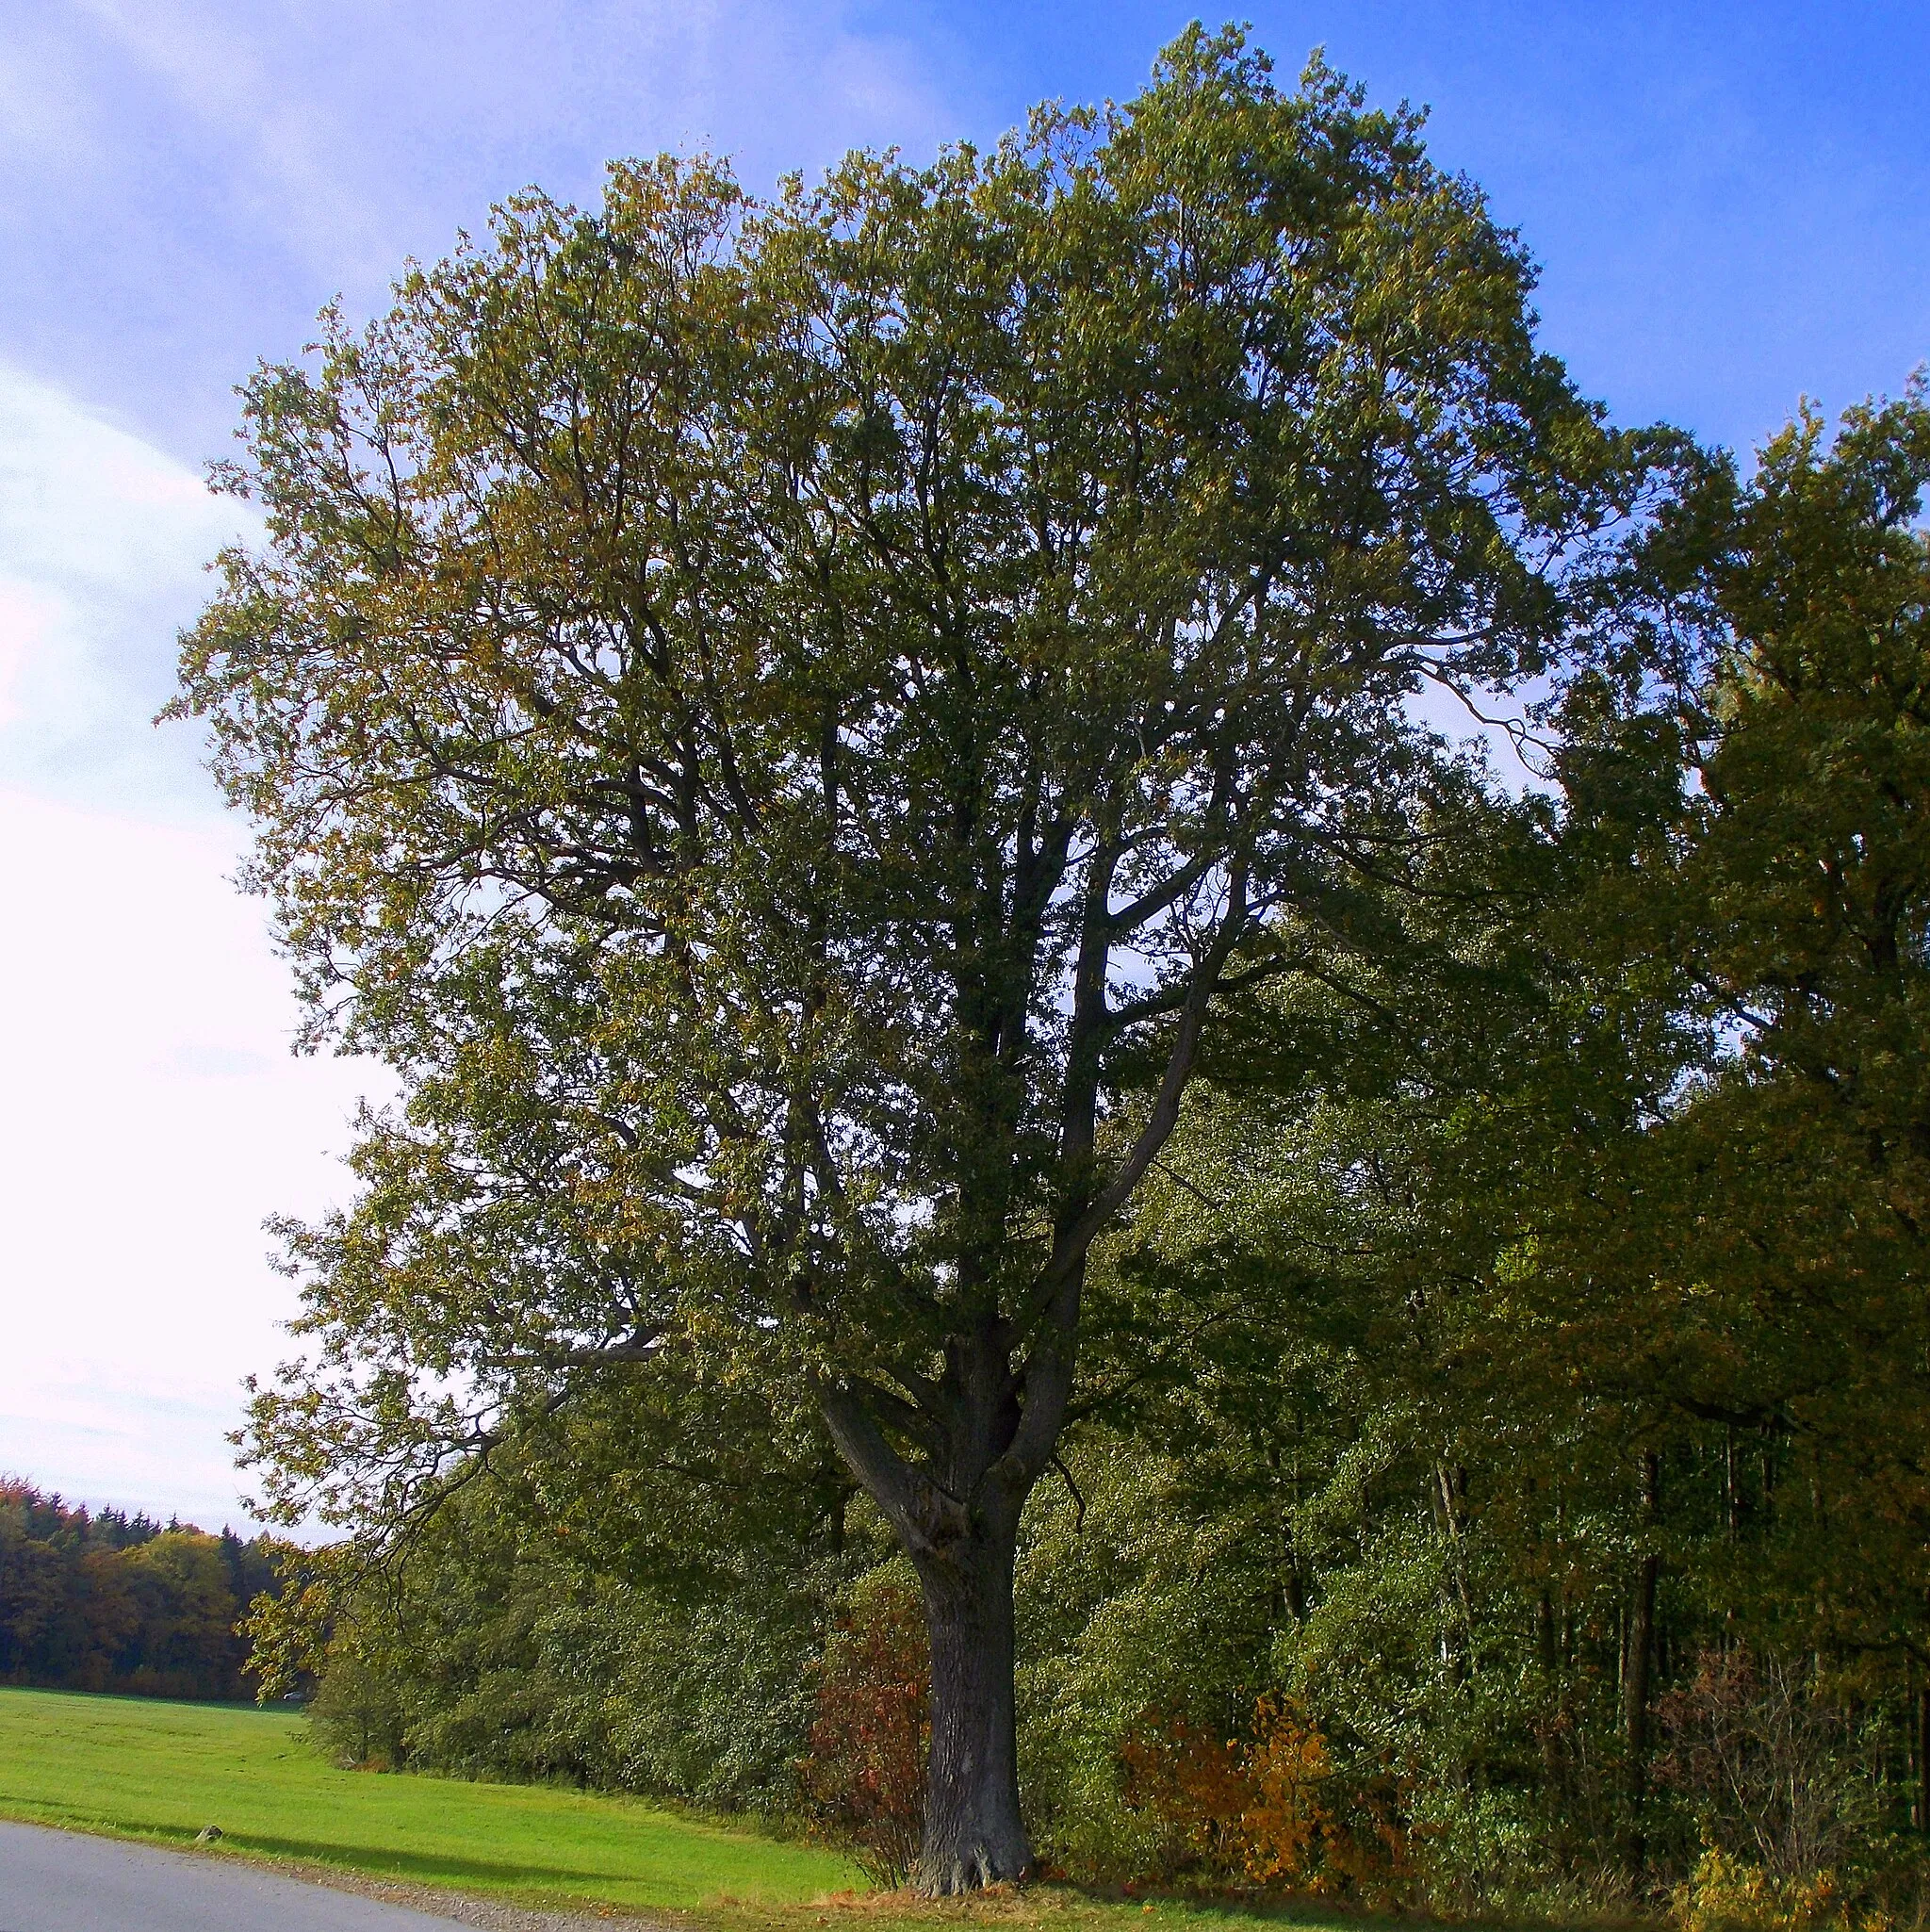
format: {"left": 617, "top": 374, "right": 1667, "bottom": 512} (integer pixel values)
{"left": 1917, "top": 1685, "right": 1930, "bottom": 1834}
{"left": 908, "top": 1515, "right": 1030, "bottom": 1892}
{"left": 1536, "top": 1588, "right": 1564, "bottom": 1796}
{"left": 1622, "top": 1450, "right": 1660, "bottom": 1875}
{"left": 1623, "top": 1549, "right": 1658, "bottom": 1764}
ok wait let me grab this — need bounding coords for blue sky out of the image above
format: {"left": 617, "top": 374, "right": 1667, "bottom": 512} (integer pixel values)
{"left": 9, "top": 1, "right": 1928, "bottom": 470}
{"left": 1, "top": 0, "right": 1925, "bottom": 1526}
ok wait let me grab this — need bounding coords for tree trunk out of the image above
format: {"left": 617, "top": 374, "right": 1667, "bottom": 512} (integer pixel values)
{"left": 1917, "top": 1685, "right": 1930, "bottom": 1834}
{"left": 814, "top": 1287, "right": 1083, "bottom": 1894}
{"left": 1623, "top": 1548, "right": 1658, "bottom": 1760}
{"left": 1621, "top": 1450, "right": 1660, "bottom": 1875}
{"left": 909, "top": 1518, "right": 1030, "bottom": 1893}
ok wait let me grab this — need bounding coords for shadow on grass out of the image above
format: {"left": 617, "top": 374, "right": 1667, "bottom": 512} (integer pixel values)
{"left": 0, "top": 1805, "right": 729, "bottom": 1898}
{"left": 219, "top": 1834, "right": 649, "bottom": 1889}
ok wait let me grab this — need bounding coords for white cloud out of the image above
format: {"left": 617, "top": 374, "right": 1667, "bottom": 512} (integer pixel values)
{"left": 0, "top": 787, "right": 384, "bottom": 1531}
{"left": 0, "top": 579, "right": 62, "bottom": 729}
{"left": 1, "top": 3, "right": 979, "bottom": 470}
{"left": 0, "top": 372, "right": 384, "bottom": 1531}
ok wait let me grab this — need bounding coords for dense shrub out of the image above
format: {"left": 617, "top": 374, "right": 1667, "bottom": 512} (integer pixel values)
{"left": 803, "top": 1569, "right": 929, "bottom": 1888}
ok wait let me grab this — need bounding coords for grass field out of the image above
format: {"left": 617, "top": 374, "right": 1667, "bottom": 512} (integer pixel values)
{"left": 0, "top": 1685, "right": 1367, "bottom": 1932}
{"left": 0, "top": 1684, "right": 854, "bottom": 1910}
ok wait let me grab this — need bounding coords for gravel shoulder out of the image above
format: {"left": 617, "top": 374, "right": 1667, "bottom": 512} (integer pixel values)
{"left": 231, "top": 1852, "right": 674, "bottom": 1930}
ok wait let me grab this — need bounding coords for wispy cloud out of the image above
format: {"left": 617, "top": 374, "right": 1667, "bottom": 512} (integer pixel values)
{"left": 0, "top": 364, "right": 248, "bottom": 809}
{"left": 11, "top": 0, "right": 970, "bottom": 460}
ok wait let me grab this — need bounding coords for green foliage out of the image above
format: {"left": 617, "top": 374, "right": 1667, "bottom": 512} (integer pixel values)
{"left": 283, "top": 1414, "right": 861, "bottom": 1813}
{"left": 273, "top": 385, "right": 1930, "bottom": 1918}
{"left": 313, "top": 1561, "right": 821, "bottom": 1806}
{"left": 161, "top": 2, "right": 1930, "bottom": 1904}
{"left": 997, "top": 386, "right": 1930, "bottom": 1915}
{"left": 173, "top": 22, "right": 1663, "bottom": 1886}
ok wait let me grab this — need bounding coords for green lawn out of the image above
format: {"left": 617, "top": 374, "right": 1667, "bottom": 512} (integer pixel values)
{"left": 0, "top": 1684, "right": 857, "bottom": 1911}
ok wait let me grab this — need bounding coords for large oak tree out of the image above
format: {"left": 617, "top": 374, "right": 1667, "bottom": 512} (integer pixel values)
{"left": 176, "top": 28, "right": 1654, "bottom": 1888}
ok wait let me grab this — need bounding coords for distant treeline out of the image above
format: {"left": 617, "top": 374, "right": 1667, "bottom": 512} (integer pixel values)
{"left": 0, "top": 1480, "right": 285, "bottom": 1701}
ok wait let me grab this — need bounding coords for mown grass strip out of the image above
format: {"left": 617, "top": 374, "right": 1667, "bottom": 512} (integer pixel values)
{"left": 0, "top": 1684, "right": 855, "bottom": 1910}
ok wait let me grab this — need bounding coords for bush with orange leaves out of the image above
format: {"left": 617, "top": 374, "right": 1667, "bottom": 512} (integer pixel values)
{"left": 1119, "top": 1710, "right": 1252, "bottom": 1876}
{"left": 1120, "top": 1694, "right": 1413, "bottom": 1903}
{"left": 802, "top": 1569, "right": 930, "bottom": 1890}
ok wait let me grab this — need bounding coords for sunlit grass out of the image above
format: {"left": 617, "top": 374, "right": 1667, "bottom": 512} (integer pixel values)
{"left": 0, "top": 1684, "right": 854, "bottom": 1910}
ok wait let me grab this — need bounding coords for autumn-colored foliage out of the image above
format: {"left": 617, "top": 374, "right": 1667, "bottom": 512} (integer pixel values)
{"left": 1654, "top": 1649, "right": 1887, "bottom": 1909}
{"left": 0, "top": 1480, "right": 283, "bottom": 1701}
{"left": 1120, "top": 1695, "right": 1411, "bottom": 1902}
{"left": 1119, "top": 1710, "right": 1251, "bottom": 1875}
{"left": 1673, "top": 1848, "right": 1866, "bottom": 1932}
{"left": 804, "top": 1573, "right": 930, "bottom": 1888}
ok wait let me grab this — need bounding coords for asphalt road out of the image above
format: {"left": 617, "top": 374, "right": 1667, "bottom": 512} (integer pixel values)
{"left": 0, "top": 1821, "right": 463, "bottom": 1931}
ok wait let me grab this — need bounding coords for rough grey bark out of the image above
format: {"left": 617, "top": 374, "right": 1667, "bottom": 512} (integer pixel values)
{"left": 911, "top": 1520, "right": 1029, "bottom": 1890}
